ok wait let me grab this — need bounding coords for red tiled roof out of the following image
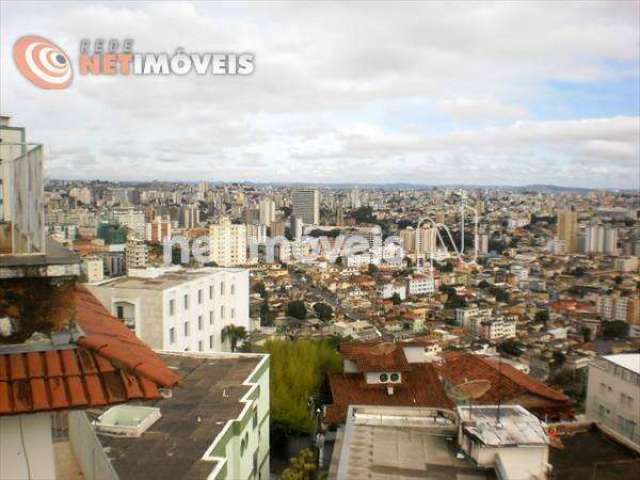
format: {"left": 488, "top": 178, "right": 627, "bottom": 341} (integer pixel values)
{"left": 326, "top": 362, "right": 453, "bottom": 424}
{"left": 340, "top": 342, "right": 412, "bottom": 372}
{"left": 0, "top": 286, "right": 180, "bottom": 416}
{"left": 438, "top": 352, "right": 571, "bottom": 407}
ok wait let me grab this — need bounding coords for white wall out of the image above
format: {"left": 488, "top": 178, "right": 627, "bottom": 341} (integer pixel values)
{"left": 0, "top": 413, "right": 55, "bottom": 480}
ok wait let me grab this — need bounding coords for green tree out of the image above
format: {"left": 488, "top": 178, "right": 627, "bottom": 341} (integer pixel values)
{"left": 287, "top": 300, "right": 307, "bottom": 320}
{"left": 602, "top": 320, "right": 629, "bottom": 339}
{"left": 221, "top": 324, "right": 247, "bottom": 352}
{"left": 535, "top": 310, "right": 550, "bottom": 325}
{"left": 367, "top": 263, "right": 379, "bottom": 276}
{"left": 280, "top": 449, "right": 316, "bottom": 480}
{"left": 391, "top": 292, "right": 402, "bottom": 305}
{"left": 253, "top": 281, "right": 267, "bottom": 298}
{"left": 263, "top": 339, "right": 342, "bottom": 435}
{"left": 260, "top": 301, "right": 275, "bottom": 326}
{"left": 313, "top": 302, "right": 334, "bottom": 322}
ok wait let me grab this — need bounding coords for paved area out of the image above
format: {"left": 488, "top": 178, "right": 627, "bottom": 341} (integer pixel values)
{"left": 54, "top": 441, "right": 84, "bottom": 480}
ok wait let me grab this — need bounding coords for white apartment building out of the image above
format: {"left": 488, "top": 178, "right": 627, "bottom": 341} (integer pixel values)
{"left": 87, "top": 267, "right": 251, "bottom": 353}
{"left": 456, "top": 306, "right": 492, "bottom": 327}
{"left": 379, "top": 281, "right": 407, "bottom": 300}
{"left": 82, "top": 256, "right": 104, "bottom": 283}
{"left": 258, "top": 198, "right": 276, "bottom": 226}
{"left": 210, "top": 216, "right": 247, "bottom": 266}
{"left": 406, "top": 274, "right": 435, "bottom": 296}
{"left": 292, "top": 188, "right": 320, "bottom": 225}
{"left": 586, "top": 354, "right": 640, "bottom": 447}
{"left": 125, "top": 239, "right": 149, "bottom": 271}
{"left": 112, "top": 207, "right": 146, "bottom": 239}
{"left": 596, "top": 294, "right": 640, "bottom": 324}
{"left": 480, "top": 317, "right": 517, "bottom": 340}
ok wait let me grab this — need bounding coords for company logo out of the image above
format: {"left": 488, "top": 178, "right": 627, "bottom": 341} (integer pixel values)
{"left": 13, "top": 35, "right": 73, "bottom": 89}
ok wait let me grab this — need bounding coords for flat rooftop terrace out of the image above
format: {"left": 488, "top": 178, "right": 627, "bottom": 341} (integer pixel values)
{"left": 95, "top": 352, "right": 264, "bottom": 480}
{"left": 550, "top": 424, "right": 640, "bottom": 480}
{"left": 335, "top": 406, "right": 495, "bottom": 480}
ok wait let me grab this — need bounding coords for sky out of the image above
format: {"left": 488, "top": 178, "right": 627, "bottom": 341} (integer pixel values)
{"left": 1, "top": 1, "right": 639, "bottom": 188}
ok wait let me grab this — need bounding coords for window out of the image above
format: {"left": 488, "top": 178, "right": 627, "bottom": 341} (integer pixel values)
{"left": 209, "top": 335, "right": 214, "bottom": 349}
{"left": 169, "top": 327, "right": 175, "bottom": 344}
{"left": 184, "top": 321, "right": 189, "bottom": 337}
{"left": 198, "top": 315, "right": 203, "bottom": 330}
{"left": 209, "top": 285, "right": 213, "bottom": 299}
{"left": 220, "top": 282, "right": 225, "bottom": 295}
{"left": 252, "top": 407, "right": 258, "bottom": 429}
{"left": 231, "top": 308, "right": 235, "bottom": 319}
{"left": 184, "top": 294, "right": 189, "bottom": 310}
{"left": 220, "top": 305, "right": 225, "bottom": 320}
{"left": 116, "top": 306, "right": 124, "bottom": 319}
{"left": 252, "top": 450, "right": 258, "bottom": 476}
{"left": 209, "top": 311, "right": 214, "bottom": 325}
{"left": 231, "top": 284, "right": 235, "bottom": 295}
{"left": 198, "top": 289, "right": 203, "bottom": 304}
{"left": 169, "top": 299, "right": 175, "bottom": 316}
{"left": 198, "top": 340, "right": 203, "bottom": 352}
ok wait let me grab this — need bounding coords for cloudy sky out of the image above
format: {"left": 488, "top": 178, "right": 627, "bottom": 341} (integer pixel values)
{"left": 1, "top": 1, "right": 638, "bottom": 188}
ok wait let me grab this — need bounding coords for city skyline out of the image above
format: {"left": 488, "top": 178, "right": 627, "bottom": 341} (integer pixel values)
{"left": 1, "top": 1, "right": 639, "bottom": 188}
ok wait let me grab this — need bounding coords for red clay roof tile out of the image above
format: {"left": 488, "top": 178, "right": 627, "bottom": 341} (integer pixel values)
{"left": 44, "top": 350, "right": 63, "bottom": 377}
{"left": 0, "top": 286, "right": 180, "bottom": 416}
{"left": 9, "top": 355, "right": 27, "bottom": 381}
{"left": 0, "top": 382, "right": 11, "bottom": 413}
{"left": 26, "top": 352, "right": 44, "bottom": 378}
{"left": 60, "top": 350, "right": 81, "bottom": 376}
{"left": 327, "top": 342, "right": 453, "bottom": 424}
{"left": 30, "top": 379, "right": 49, "bottom": 410}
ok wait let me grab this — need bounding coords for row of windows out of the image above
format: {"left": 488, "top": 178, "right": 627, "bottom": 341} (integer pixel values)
{"left": 168, "top": 283, "right": 237, "bottom": 316}
{"left": 169, "top": 328, "right": 215, "bottom": 350}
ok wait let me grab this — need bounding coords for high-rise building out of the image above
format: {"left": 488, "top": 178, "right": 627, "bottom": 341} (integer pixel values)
{"left": 179, "top": 204, "right": 200, "bottom": 229}
{"left": 209, "top": 216, "right": 247, "bottom": 266}
{"left": 557, "top": 208, "right": 578, "bottom": 253}
{"left": 416, "top": 226, "right": 438, "bottom": 256}
{"left": 145, "top": 216, "right": 172, "bottom": 242}
{"left": 125, "top": 238, "right": 149, "bottom": 271}
{"left": 585, "top": 224, "right": 618, "bottom": 256}
{"left": 292, "top": 188, "right": 320, "bottom": 225}
{"left": 259, "top": 197, "right": 276, "bottom": 227}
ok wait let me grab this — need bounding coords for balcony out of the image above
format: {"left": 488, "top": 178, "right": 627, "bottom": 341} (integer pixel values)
{"left": 0, "top": 143, "right": 80, "bottom": 278}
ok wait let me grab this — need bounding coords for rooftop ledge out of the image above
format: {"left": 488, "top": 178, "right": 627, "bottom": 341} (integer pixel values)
{"left": 0, "top": 238, "right": 81, "bottom": 279}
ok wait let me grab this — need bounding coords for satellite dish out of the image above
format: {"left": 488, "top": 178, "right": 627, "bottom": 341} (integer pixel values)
{"left": 447, "top": 379, "right": 492, "bottom": 402}
{"left": 370, "top": 343, "right": 396, "bottom": 356}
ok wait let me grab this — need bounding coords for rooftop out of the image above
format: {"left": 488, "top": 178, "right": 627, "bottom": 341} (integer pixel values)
{"left": 332, "top": 405, "right": 495, "bottom": 480}
{"left": 95, "top": 267, "right": 245, "bottom": 290}
{"left": 458, "top": 405, "right": 548, "bottom": 447}
{"left": 603, "top": 353, "right": 640, "bottom": 374}
{"left": 94, "top": 352, "right": 266, "bottom": 480}
{"left": 549, "top": 423, "right": 640, "bottom": 480}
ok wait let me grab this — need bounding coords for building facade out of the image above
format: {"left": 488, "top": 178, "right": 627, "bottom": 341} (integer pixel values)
{"left": 210, "top": 217, "right": 247, "bottom": 267}
{"left": 88, "top": 267, "right": 251, "bottom": 353}
{"left": 586, "top": 354, "right": 640, "bottom": 447}
{"left": 292, "top": 188, "right": 320, "bottom": 225}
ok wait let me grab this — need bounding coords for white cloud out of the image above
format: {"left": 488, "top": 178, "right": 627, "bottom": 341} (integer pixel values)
{"left": 0, "top": 1, "right": 638, "bottom": 187}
